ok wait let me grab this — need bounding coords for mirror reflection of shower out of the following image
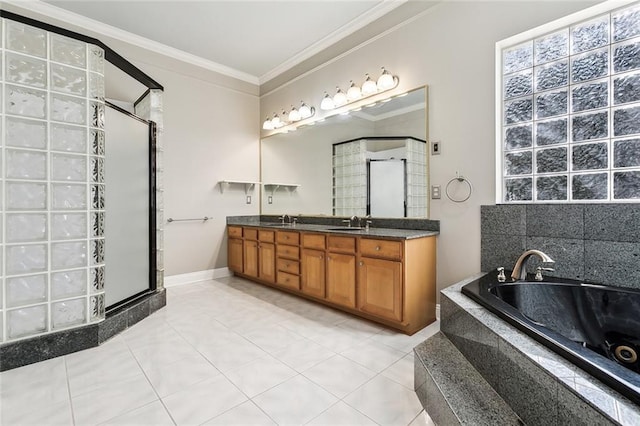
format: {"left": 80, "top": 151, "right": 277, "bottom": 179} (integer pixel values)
{"left": 333, "top": 137, "right": 426, "bottom": 218}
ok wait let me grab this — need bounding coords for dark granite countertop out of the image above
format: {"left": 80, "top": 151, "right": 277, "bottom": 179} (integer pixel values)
{"left": 226, "top": 218, "right": 438, "bottom": 240}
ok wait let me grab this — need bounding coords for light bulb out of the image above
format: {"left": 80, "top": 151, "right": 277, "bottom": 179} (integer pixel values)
{"left": 288, "top": 105, "right": 301, "bottom": 122}
{"left": 347, "top": 80, "right": 361, "bottom": 101}
{"left": 320, "top": 92, "right": 335, "bottom": 110}
{"left": 262, "top": 116, "right": 273, "bottom": 130}
{"left": 333, "top": 87, "right": 347, "bottom": 107}
{"left": 271, "top": 113, "right": 281, "bottom": 128}
{"left": 299, "top": 101, "right": 312, "bottom": 118}
{"left": 377, "top": 67, "right": 396, "bottom": 91}
{"left": 361, "top": 73, "right": 377, "bottom": 96}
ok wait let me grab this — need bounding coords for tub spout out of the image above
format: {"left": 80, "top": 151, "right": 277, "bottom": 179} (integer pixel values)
{"left": 511, "top": 249, "right": 555, "bottom": 281}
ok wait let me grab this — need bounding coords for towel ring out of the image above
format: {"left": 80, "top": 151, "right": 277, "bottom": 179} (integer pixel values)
{"left": 445, "top": 174, "right": 473, "bottom": 203}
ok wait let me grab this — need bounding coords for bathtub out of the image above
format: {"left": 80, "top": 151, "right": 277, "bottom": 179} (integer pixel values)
{"left": 462, "top": 271, "right": 640, "bottom": 406}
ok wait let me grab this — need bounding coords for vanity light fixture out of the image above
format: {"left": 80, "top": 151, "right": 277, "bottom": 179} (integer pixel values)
{"left": 347, "top": 80, "right": 362, "bottom": 101}
{"left": 320, "top": 67, "right": 399, "bottom": 112}
{"left": 333, "top": 87, "right": 348, "bottom": 107}
{"left": 320, "top": 91, "right": 335, "bottom": 110}
{"left": 263, "top": 101, "right": 316, "bottom": 132}
{"left": 361, "top": 73, "right": 378, "bottom": 96}
{"left": 288, "top": 105, "right": 301, "bottom": 122}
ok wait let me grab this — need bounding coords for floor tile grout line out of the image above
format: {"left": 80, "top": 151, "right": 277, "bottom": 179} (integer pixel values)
{"left": 63, "top": 356, "right": 77, "bottom": 426}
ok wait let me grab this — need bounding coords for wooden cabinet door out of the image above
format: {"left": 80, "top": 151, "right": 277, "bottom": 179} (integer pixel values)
{"left": 326, "top": 253, "right": 356, "bottom": 308}
{"left": 228, "top": 238, "right": 243, "bottom": 273}
{"left": 243, "top": 240, "right": 258, "bottom": 278}
{"left": 358, "top": 257, "right": 403, "bottom": 322}
{"left": 259, "top": 242, "right": 276, "bottom": 283}
{"left": 301, "top": 248, "right": 325, "bottom": 298}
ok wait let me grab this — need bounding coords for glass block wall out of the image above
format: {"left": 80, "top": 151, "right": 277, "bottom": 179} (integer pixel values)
{"left": 135, "top": 89, "right": 164, "bottom": 290}
{"left": 333, "top": 139, "right": 367, "bottom": 216}
{"left": 0, "top": 19, "right": 106, "bottom": 343}
{"left": 499, "top": 2, "right": 640, "bottom": 203}
{"left": 406, "top": 138, "right": 427, "bottom": 217}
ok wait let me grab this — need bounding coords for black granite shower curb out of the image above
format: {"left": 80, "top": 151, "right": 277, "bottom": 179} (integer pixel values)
{"left": 0, "top": 289, "right": 166, "bottom": 372}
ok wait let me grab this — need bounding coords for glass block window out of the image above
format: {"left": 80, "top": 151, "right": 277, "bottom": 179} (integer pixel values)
{"left": 0, "top": 18, "right": 106, "bottom": 343}
{"left": 498, "top": 2, "right": 640, "bottom": 202}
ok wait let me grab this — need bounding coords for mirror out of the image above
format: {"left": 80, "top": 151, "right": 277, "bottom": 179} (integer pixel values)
{"left": 261, "top": 86, "right": 428, "bottom": 217}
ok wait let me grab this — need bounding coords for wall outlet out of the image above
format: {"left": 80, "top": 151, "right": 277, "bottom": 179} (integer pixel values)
{"left": 431, "top": 141, "right": 441, "bottom": 155}
{"left": 268, "top": 195, "right": 273, "bottom": 204}
{"left": 246, "top": 195, "right": 252, "bottom": 204}
{"left": 432, "top": 185, "right": 441, "bottom": 199}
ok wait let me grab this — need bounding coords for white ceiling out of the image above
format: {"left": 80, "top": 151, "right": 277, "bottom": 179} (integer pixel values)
{"left": 43, "top": 0, "right": 408, "bottom": 84}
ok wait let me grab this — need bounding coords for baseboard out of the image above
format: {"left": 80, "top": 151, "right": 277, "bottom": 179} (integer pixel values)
{"left": 436, "top": 303, "right": 441, "bottom": 321}
{"left": 164, "top": 267, "right": 232, "bottom": 287}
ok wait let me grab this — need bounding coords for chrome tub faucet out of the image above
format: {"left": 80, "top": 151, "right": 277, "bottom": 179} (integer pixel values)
{"left": 511, "top": 249, "right": 555, "bottom": 281}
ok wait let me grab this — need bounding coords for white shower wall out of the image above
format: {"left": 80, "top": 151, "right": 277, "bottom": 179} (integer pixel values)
{"left": 0, "top": 18, "right": 107, "bottom": 343}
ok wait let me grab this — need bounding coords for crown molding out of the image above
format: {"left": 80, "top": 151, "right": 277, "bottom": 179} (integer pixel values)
{"left": 258, "top": 0, "right": 407, "bottom": 85}
{"left": 4, "top": 0, "right": 260, "bottom": 85}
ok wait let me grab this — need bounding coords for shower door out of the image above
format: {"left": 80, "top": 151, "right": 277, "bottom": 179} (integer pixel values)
{"left": 104, "top": 104, "right": 155, "bottom": 309}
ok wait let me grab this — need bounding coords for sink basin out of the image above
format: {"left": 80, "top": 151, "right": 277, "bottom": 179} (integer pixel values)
{"left": 326, "top": 227, "right": 365, "bottom": 231}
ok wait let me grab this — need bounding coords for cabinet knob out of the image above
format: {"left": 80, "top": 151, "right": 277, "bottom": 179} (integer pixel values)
{"left": 375, "top": 246, "right": 381, "bottom": 251}
{"left": 320, "top": 255, "right": 324, "bottom": 260}
{"left": 359, "top": 261, "right": 364, "bottom": 266}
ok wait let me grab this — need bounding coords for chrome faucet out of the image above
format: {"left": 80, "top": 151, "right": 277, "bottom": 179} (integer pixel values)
{"left": 511, "top": 249, "right": 555, "bottom": 281}
{"left": 279, "top": 214, "right": 291, "bottom": 225}
{"left": 350, "top": 215, "right": 361, "bottom": 228}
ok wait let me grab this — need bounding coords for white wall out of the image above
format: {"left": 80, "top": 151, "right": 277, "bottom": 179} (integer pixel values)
{"left": 138, "top": 63, "right": 260, "bottom": 275}
{"left": 261, "top": 1, "right": 599, "bottom": 295}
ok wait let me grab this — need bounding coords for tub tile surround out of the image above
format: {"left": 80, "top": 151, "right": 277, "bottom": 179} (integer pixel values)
{"left": 432, "top": 278, "right": 640, "bottom": 425}
{"left": 481, "top": 204, "right": 640, "bottom": 289}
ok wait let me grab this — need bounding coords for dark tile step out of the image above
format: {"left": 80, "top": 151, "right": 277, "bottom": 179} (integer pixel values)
{"left": 414, "top": 331, "right": 523, "bottom": 426}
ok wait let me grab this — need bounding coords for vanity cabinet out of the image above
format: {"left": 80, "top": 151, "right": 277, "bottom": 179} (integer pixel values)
{"left": 227, "top": 225, "right": 436, "bottom": 335}
{"left": 227, "top": 226, "right": 244, "bottom": 273}
{"left": 358, "top": 242, "right": 403, "bottom": 322}
{"left": 258, "top": 230, "right": 276, "bottom": 283}
{"left": 275, "top": 231, "right": 300, "bottom": 290}
{"left": 326, "top": 236, "right": 357, "bottom": 309}
{"left": 301, "top": 233, "right": 326, "bottom": 298}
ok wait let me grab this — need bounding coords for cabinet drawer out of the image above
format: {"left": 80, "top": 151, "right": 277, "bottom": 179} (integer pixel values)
{"left": 228, "top": 226, "right": 243, "bottom": 238}
{"left": 360, "top": 238, "right": 402, "bottom": 260}
{"left": 259, "top": 230, "right": 275, "bottom": 242}
{"left": 277, "top": 271, "right": 300, "bottom": 290}
{"left": 277, "top": 244, "right": 300, "bottom": 259}
{"left": 328, "top": 236, "right": 356, "bottom": 253}
{"left": 302, "top": 233, "right": 326, "bottom": 250}
{"left": 277, "top": 258, "right": 300, "bottom": 275}
{"left": 244, "top": 228, "right": 258, "bottom": 240}
{"left": 277, "top": 231, "right": 300, "bottom": 245}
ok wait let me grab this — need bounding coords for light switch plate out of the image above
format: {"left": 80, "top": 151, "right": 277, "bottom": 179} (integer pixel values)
{"left": 246, "top": 195, "right": 252, "bottom": 204}
{"left": 268, "top": 195, "right": 273, "bottom": 204}
{"left": 431, "top": 141, "right": 441, "bottom": 155}
{"left": 432, "top": 185, "right": 441, "bottom": 199}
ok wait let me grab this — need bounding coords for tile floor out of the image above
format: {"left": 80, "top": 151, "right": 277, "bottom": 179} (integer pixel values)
{"left": 0, "top": 276, "right": 439, "bottom": 425}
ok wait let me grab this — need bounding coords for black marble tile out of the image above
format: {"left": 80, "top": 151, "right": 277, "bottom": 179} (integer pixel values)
{"left": 526, "top": 204, "right": 584, "bottom": 239}
{"left": 497, "top": 341, "right": 559, "bottom": 425}
{"left": 0, "top": 325, "right": 98, "bottom": 371}
{"left": 481, "top": 205, "right": 526, "bottom": 236}
{"left": 98, "top": 310, "right": 127, "bottom": 344}
{"left": 525, "top": 236, "right": 584, "bottom": 280}
{"left": 584, "top": 204, "right": 640, "bottom": 243}
{"left": 585, "top": 240, "right": 640, "bottom": 289}
{"left": 127, "top": 298, "right": 151, "bottom": 327}
{"left": 481, "top": 233, "right": 526, "bottom": 272}
{"left": 149, "top": 289, "right": 167, "bottom": 313}
{"left": 440, "top": 296, "right": 501, "bottom": 391}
